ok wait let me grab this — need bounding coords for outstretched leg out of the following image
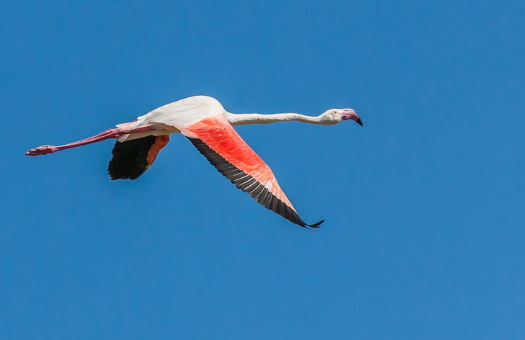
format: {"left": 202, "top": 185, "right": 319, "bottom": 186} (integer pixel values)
{"left": 26, "top": 125, "right": 156, "bottom": 156}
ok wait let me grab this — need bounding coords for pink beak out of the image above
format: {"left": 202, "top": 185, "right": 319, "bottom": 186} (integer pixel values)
{"left": 342, "top": 109, "right": 363, "bottom": 126}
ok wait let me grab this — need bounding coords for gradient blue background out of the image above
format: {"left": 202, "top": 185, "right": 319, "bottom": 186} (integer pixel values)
{"left": 2, "top": 0, "right": 524, "bottom": 339}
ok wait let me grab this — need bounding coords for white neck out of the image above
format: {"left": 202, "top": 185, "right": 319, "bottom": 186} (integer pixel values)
{"left": 225, "top": 112, "right": 333, "bottom": 126}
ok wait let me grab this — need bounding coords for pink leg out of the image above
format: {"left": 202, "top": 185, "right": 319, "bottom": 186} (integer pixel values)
{"left": 26, "top": 125, "right": 156, "bottom": 156}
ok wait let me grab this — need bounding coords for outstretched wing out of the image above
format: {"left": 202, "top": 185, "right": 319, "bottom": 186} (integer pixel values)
{"left": 108, "top": 135, "right": 170, "bottom": 180}
{"left": 181, "top": 115, "right": 323, "bottom": 228}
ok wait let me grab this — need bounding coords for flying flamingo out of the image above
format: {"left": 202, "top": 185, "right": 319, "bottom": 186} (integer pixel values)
{"left": 26, "top": 96, "right": 362, "bottom": 228}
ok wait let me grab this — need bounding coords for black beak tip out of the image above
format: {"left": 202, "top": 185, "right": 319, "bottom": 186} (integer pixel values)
{"left": 356, "top": 118, "right": 364, "bottom": 126}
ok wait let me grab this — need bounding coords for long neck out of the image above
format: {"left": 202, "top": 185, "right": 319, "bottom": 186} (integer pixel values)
{"left": 225, "top": 112, "right": 327, "bottom": 126}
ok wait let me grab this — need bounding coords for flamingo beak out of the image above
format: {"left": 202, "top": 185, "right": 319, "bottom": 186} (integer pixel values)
{"left": 341, "top": 109, "right": 363, "bottom": 126}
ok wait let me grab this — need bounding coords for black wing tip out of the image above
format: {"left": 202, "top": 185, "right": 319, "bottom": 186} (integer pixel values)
{"left": 107, "top": 137, "right": 157, "bottom": 181}
{"left": 303, "top": 219, "right": 324, "bottom": 229}
{"left": 109, "top": 174, "right": 140, "bottom": 181}
{"left": 108, "top": 167, "right": 144, "bottom": 180}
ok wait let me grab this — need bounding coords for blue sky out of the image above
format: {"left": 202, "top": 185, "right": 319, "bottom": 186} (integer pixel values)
{"left": 1, "top": 0, "right": 524, "bottom": 339}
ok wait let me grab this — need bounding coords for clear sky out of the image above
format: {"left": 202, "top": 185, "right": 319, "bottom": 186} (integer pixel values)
{"left": 1, "top": 0, "right": 524, "bottom": 339}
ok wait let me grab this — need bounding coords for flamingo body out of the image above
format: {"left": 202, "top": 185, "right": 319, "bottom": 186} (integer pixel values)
{"left": 136, "top": 95, "right": 225, "bottom": 129}
{"left": 27, "top": 95, "right": 362, "bottom": 228}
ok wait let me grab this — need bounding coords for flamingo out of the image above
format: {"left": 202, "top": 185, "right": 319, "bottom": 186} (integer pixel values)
{"left": 26, "top": 96, "right": 362, "bottom": 228}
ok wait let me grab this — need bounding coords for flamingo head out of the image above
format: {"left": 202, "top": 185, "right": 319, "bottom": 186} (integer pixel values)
{"left": 321, "top": 108, "right": 363, "bottom": 126}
